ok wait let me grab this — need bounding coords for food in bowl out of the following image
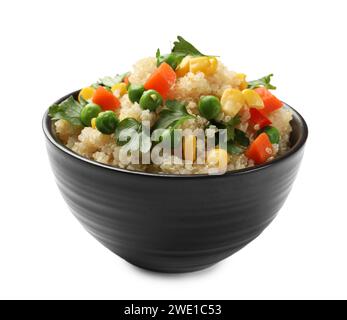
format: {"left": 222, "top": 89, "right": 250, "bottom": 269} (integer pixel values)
{"left": 49, "top": 36, "right": 293, "bottom": 174}
{"left": 43, "top": 37, "right": 308, "bottom": 272}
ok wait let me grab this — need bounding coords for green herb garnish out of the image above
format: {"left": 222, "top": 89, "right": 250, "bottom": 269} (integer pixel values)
{"left": 154, "top": 100, "right": 195, "bottom": 130}
{"left": 227, "top": 143, "right": 243, "bottom": 155}
{"left": 78, "top": 94, "right": 89, "bottom": 107}
{"left": 172, "top": 36, "right": 205, "bottom": 56}
{"left": 234, "top": 128, "right": 250, "bottom": 147}
{"left": 212, "top": 116, "right": 241, "bottom": 141}
{"left": 225, "top": 116, "right": 241, "bottom": 141}
{"left": 248, "top": 74, "right": 276, "bottom": 90}
{"left": 212, "top": 116, "right": 249, "bottom": 154}
{"left": 48, "top": 96, "right": 83, "bottom": 126}
{"left": 91, "top": 83, "right": 100, "bottom": 90}
{"left": 98, "top": 72, "right": 129, "bottom": 88}
{"left": 115, "top": 118, "right": 141, "bottom": 146}
{"left": 156, "top": 36, "right": 211, "bottom": 69}
{"left": 226, "top": 129, "right": 249, "bottom": 155}
{"left": 156, "top": 49, "right": 185, "bottom": 69}
{"left": 115, "top": 118, "right": 151, "bottom": 152}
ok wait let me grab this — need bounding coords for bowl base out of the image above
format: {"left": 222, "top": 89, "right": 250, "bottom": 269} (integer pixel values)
{"left": 124, "top": 259, "right": 217, "bottom": 274}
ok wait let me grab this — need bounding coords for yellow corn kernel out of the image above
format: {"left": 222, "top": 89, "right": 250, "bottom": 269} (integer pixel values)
{"left": 183, "top": 135, "right": 197, "bottom": 162}
{"left": 235, "top": 73, "right": 248, "bottom": 90}
{"left": 189, "top": 56, "right": 218, "bottom": 76}
{"left": 207, "top": 148, "right": 228, "bottom": 169}
{"left": 242, "top": 89, "right": 264, "bottom": 109}
{"left": 221, "top": 88, "right": 245, "bottom": 117}
{"left": 91, "top": 118, "right": 97, "bottom": 129}
{"left": 176, "top": 55, "right": 191, "bottom": 77}
{"left": 111, "top": 82, "right": 127, "bottom": 97}
{"left": 78, "top": 87, "right": 95, "bottom": 102}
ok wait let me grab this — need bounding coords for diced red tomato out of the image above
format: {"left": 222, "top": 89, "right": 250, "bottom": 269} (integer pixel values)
{"left": 254, "top": 87, "right": 283, "bottom": 114}
{"left": 249, "top": 108, "right": 272, "bottom": 129}
{"left": 92, "top": 86, "right": 120, "bottom": 111}
{"left": 144, "top": 62, "right": 176, "bottom": 99}
{"left": 246, "top": 133, "right": 273, "bottom": 164}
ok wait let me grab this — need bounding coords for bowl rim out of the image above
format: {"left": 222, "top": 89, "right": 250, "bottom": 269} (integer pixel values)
{"left": 43, "top": 90, "right": 308, "bottom": 179}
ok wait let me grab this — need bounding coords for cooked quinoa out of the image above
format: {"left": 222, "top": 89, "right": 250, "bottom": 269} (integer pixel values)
{"left": 50, "top": 36, "right": 292, "bottom": 174}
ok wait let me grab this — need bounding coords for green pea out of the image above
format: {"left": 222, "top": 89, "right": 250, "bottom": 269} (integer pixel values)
{"left": 139, "top": 90, "right": 163, "bottom": 112}
{"left": 95, "top": 111, "right": 119, "bottom": 134}
{"left": 80, "top": 103, "right": 102, "bottom": 127}
{"left": 128, "top": 84, "right": 145, "bottom": 103}
{"left": 198, "top": 96, "right": 221, "bottom": 120}
{"left": 258, "top": 126, "right": 280, "bottom": 144}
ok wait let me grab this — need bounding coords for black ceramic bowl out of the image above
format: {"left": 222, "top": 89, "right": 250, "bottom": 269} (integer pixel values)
{"left": 43, "top": 91, "right": 308, "bottom": 273}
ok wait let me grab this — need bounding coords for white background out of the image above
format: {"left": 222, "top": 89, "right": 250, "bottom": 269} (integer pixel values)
{"left": 0, "top": 0, "right": 346, "bottom": 300}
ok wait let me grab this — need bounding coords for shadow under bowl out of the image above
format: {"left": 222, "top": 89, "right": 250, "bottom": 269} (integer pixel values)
{"left": 43, "top": 91, "right": 308, "bottom": 273}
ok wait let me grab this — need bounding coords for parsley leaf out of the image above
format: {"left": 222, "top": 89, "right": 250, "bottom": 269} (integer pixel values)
{"left": 248, "top": 74, "right": 277, "bottom": 90}
{"left": 48, "top": 96, "right": 83, "bottom": 126}
{"left": 115, "top": 118, "right": 152, "bottom": 152}
{"left": 226, "top": 128, "right": 249, "bottom": 154}
{"left": 156, "top": 36, "right": 214, "bottom": 69}
{"left": 226, "top": 115, "right": 241, "bottom": 127}
{"left": 115, "top": 118, "right": 141, "bottom": 146}
{"left": 225, "top": 129, "right": 249, "bottom": 155}
{"left": 212, "top": 116, "right": 249, "bottom": 155}
{"left": 156, "top": 51, "right": 186, "bottom": 69}
{"left": 226, "top": 116, "right": 241, "bottom": 141}
{"left": 227, "top": 143, "right": 243, "bottom": 155}
{"left": 234, "top": 128, "right": 250, "bottom": 147}
{"left": 212, "top": 116, "right": 241, "bottom": 141}
{"left": 154, "top": 100, "right": 194, "bottom": 130}
{"left": 98, "top": 72, "right": 129, "bottom": 88}
{"left": 156, "top": 48, "right": 161, "bottom": 61}
{"left": 78, "top": 94, "right": 89, "bottom": 107}
{"left": 172, "top": 36, "right": 205, "bottom": 56}
{"left": 91, "top": 83, "right": 100, "bottom": 89}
